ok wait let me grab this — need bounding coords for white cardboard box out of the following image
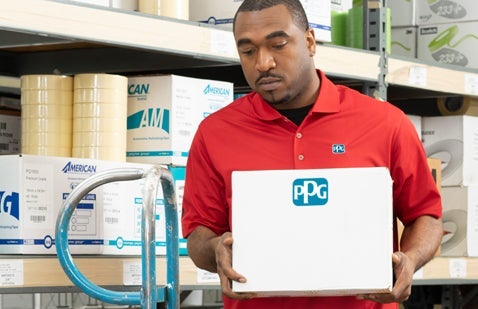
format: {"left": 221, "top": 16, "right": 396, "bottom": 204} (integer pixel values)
{"left": 126, "top": 75, "right": 233, "bottom": 166}
{"left": 422, "top": 115, "right": 478, "bottom": 186}
{"left": 406, "top": 114, "right": 422, "bottom": 139}
{"left": 417, "top": 21, "right": 478, "bottom": 69}
{"left": 416, "top": 0, "right": 478, "bottom": 25}
{"left": 0, "top": 111, "right": 21, "bottom": 154}
{"left": 389, "top": 0, "right": 415, "bottom": 27}
{"left": 231, "top": 167, "right": 393, "bottom": 296}
{"left": 440, "top": 185, "right": 478, "bottom": 257}
{"left": 392, "top": 27, "right": 417, "bottom": 58}
{"left": 0, "top": 154, "right": 185, "bottom": 255}
{"left": 189, "top": 0, "right": 331, "bottom": 42}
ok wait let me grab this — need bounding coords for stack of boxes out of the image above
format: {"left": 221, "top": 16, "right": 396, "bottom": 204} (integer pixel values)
{"left": 390, "top": 0, "right": 478, "bottom": 69}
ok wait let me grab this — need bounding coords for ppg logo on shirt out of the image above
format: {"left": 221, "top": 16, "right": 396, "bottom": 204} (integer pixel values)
{"left": 292, "top": 178, "right": 328, "bottom": 206}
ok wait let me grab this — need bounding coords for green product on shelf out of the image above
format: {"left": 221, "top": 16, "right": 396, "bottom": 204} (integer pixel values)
{"left": 331, "top": 10, "right": 348, "bottom": 46}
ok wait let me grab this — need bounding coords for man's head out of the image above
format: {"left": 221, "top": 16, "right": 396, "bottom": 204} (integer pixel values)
{"left": 233, "top": 0, "right": 319, "bottom": 109}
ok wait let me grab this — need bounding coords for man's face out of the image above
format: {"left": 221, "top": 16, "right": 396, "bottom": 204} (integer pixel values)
{"left": 233, "top": 4, "right": 316, "bottom": 109}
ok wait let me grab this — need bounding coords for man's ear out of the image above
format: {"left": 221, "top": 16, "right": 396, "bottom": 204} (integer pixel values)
{"left": 306, "top": 28, "right": 316, "bottom": 57}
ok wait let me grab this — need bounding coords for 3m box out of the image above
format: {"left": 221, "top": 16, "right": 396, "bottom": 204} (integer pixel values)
{"left": 189, "top": 0, "right": 331, "bottom": 42}
{"left": 422, "top": 115, "right": 478, "bottom": 186}
{"left": 417, "top": 21, "right": 478, "bottom": 69}
{"left": 126, "top": 75, "right": 233, "bottom": 166}
{"left": 232, "top": 167, "right": 393, "bottom": 296}
{"left": 0, "top": 154, "right": 156, "bottom": 254}
{"left": 392, "top": 27, "right": 417, "bottom": 58}
{"left": 441, "top": 185, "right": 478, "bottom": 257}
{"left": 416, "top": 0, "right": 478, "bottom": 25}
{"left": 389, "top": 0, "right": 415, "bottom": 27}
{"left": 0, "top": 110, "right": 21, "bottom": 154}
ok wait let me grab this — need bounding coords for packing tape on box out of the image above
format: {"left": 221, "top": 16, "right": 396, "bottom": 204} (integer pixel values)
{"left": 139, "top": 0, "right": 160, "bottom": 15}
{"left": 74, "top": 73, "right": 127, "bottom": 89}
{"left": 20, "top": 75, "right": 73, "bottom": 90}
{"left": 437, "top": 96, "right": 478, "bottom": 116}
{"left": 72, "top": 146, "right": 126, "bottom": 162}
{"left": 21, "top": 89, "right": 73, "bottom": 105}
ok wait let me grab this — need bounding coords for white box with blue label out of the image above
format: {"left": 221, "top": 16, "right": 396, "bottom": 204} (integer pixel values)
{"left": 102, "top": 165, "right": 188, "bottom": 256}
{"left": 126, "top": 75, "right": 233, "bottom": 166}
{"left": 422, "top": 115, "right": 478, "bottom": 186}
{"left": 231, "top": 167, "right": 393, "bottom": 296}
{"left": 188, "top": 0, "right": 331, "bottom": 42}
{"left": 0, "top": 154, "right": 174, "bottom": 255}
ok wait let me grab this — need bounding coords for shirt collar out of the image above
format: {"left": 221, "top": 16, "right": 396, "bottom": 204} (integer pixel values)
{"left": 251, "top": 69, "right": 340, "bottom": 121}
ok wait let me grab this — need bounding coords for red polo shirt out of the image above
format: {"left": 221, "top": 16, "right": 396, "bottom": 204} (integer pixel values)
{"left": 182, "top": 70, "right": 442, "bottom": 309}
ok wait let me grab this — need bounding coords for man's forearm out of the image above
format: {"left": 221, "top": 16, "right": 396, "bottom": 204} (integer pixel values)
{"left": 186, "top": 226, "right": 221, "bottom": 273}
{"left": 400, "top": 215, "right": 443, "bottom": 270}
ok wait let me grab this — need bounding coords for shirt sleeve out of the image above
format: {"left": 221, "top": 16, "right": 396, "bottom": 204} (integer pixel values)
{"left": 391, "top": 113, "right": 443, "bottom": 226}
{"left": 181, "top": 127, "right": 231, "bottom": 238}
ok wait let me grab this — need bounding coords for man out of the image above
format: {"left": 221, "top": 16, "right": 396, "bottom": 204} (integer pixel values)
{"left": 181, "top": 0, "right": 443, "bottom": 308}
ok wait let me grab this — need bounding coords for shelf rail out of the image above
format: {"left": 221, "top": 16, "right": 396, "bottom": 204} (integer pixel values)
{"left": 55, "top": 166, "right": 179, "bottom": 309}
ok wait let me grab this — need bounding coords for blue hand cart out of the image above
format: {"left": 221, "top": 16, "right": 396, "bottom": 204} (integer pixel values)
{"left": 55, "top": 166, "right": 180, "bottom": 309}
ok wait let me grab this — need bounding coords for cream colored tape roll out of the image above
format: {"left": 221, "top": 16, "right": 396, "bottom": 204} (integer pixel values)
{"left": 73, "top": 102, "right": 126, "bottom": 118}
{"left": 21, "top": 90, "right": 73, "bottom": 105}
{"left": 22, "top": 132, "right": 72, "bottom": 147}
{"left": 111, "top": 0, "right": 138, "bottom": 10}
{"left": 22, "top": 104, "right": 73, "bottom": 119}
{"left": 437, "top": 96, "right": 478, "bottom": 116}
{"left": 139, "top": 0, "right": 160, "bottom": 15}
{"left": 74, "top": 73, "right": 127, "bottom": 89}
{"left": 73, "top": 131, "right": 126, "bottom": 147}
{"left": 21, "top": 75, "right": 73, "bottom": 90}
{"left": 72, "top": 146, "right": 126, "bottom": 162}
{"left": 22, "top": 118, "right": 72, "bottom": 133}
{"left": 74, "top": 88, "right": 126, "bottom": 104}
{"left": 22, "top": 146, "right": 72, "bottom": 157}
{"left": 161, "top": 0, "right": 188, "bottom": 19}
{"left": 73, "top": 117, "right": 125, "bottom": 132}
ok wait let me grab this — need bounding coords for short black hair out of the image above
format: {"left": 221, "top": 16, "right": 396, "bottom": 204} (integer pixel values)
{"left": 233, "top": 0, "right": 310, "bottom": 33}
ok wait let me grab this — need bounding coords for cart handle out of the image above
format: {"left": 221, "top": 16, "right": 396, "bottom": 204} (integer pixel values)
{"left": 55, "top": 166, "right": 179, "bottom": 309}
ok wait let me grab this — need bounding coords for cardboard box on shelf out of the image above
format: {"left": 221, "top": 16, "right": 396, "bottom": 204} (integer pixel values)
{"left": 232, "top": 167, "right": 393, "bottom": 296}
{"left": 392, "top": 27, "right": 418, "bottom": 59}
{"left": 440, "top": 185, "right": 478, "bottom": 257}
{"left": 126, "top": 75, "right": 233, "bottom": 166}
{"left": 389, "top": 0, "right": 415, "bottom": 27}
{"left": 422, "top": 115, "right": 478, "bottom": 186}
{"left": 416, "top": 0, "right": 478, "bottom": 25}
{"left": 0, "top": 109, "right": 21, "bottom": 154}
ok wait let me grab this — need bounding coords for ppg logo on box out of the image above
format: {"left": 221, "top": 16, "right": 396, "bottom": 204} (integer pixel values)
{"left": 292, "top": 178, "right": 328, "bottom": 206}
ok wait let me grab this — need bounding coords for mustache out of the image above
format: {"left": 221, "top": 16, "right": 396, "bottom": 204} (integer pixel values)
{"left": 255, "top": 73, "right": 282, "bottom": 85}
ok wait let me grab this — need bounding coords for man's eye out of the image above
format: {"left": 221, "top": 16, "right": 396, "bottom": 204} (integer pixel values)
{"left": 273, "top": 41, "right": 287, "bottom": 49}
{"left": 240, "top": 48, "right": 255, "bottom": 55}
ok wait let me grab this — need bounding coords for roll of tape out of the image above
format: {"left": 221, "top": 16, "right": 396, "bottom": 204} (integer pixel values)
{"left": 72, "top": 146, "right": 126, "bottom": 161}
{"left": 74, "top": 88, "right": 127, "bottom": 104}
{"left": 22, "top": 118, "right": 72, "bottom": 133}
{"left": 73, "top": 131, "right": 126, "bottom": 147}
{"left": 22, "top": 132, "right": 72, "bottom": 147}
{"left": 139, "top": 0, "right": 160, "bottom": 15}
{"left": 161, "top": 0, "right": 188, "bottom": 19}
{"left": 21, "top": 104, "right": 73, "bottom": 119}
{"left": 110, "top": 0, "right": 138, "bottom": 10}
{"left": 20, "top": 75, "right": 73, "bottom": 90}
{"left": 73, "top": 102, "right": 126, "bottom": 118}
{"left": 22, "top": 145, "right": 72, "bottom": 157}
{"left": 73, "top": 117, "right": 126, "bottom": 132}
{"left": 21, "top": 90, "right": 73, "bottom": 105}
{"left": 74, "top": 73, "right": 127, "bottom": 89}
{"left": 437, "top": 96, "right": 478, "bottom": 116}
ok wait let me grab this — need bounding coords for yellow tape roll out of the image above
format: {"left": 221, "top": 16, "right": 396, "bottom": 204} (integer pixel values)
{"left": 20, "top": 75, "right": 73, "bottom": 90}
{"left": 437, "top": 96, "right": 478, "bottom": 116}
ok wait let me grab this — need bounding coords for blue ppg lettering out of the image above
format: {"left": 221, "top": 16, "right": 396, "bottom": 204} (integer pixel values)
{"left": 0, "top": 191, "right": 20, "bottom": 220}
{"left": 292, "top": 178, "right": 328, "bottom": 206}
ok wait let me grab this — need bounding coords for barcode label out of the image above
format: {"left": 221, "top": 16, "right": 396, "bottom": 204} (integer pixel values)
{"left": 30, "top": 215, "right": 46, "bottom": 223}
{"left": 105, "top": 217, "right": 119, "bottom": 224}
{"left": 0, "top": 122, "right": 6, "bottom": 130}
{"left": 0, "top": 143, "right": 9, "bottom": 151}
